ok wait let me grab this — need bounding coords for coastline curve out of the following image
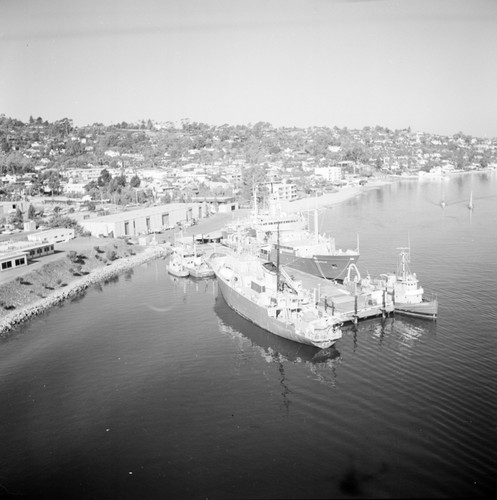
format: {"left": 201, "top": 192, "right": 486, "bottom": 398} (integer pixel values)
{"left": 0, "top": 245, "right": 168, "bottom": 337}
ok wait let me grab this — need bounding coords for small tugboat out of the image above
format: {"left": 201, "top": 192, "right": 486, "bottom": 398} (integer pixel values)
{"left": 387, "top": 247, "right": 438, "bottom": 319}
{"left": 355, "top": 247, "right": 438, "bottom": 319}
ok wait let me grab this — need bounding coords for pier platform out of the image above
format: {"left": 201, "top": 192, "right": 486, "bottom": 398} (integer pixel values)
{"left": 282, "top": 267, "right": 395, "bottom": 324}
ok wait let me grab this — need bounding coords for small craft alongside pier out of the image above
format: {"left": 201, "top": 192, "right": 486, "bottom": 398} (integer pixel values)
{"left": 282, "top": 245, "right": 437, "bottom": 324}
{"left": 166, "top": 251, "right": 190, "bottom": 278}
{"left": 382, "top": 247, "right": 438, "bottom": 319}
{"left": 166, "top": 242, "right": 216, "bottom": 279}
{"left": 183, "top": 250, "right": 215, "bottom": 279}
{"left": 340, "top": 248, "right": 438, "bottom": 320}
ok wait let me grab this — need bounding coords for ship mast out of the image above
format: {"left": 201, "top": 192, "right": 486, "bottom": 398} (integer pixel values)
{"left": 314, "top": 192, "right": 319, "bottom": 242}
{"left": 314, "top": 208, "right": 319, "bottom": 242}
{"left": 276, "top": 221, "right": 280, "bottom": 292}
{"left": 397, "top": 243, "right": 411, "bottom": 282}
{"left": 253, "top": 183, "right": 258, "bottom": 218}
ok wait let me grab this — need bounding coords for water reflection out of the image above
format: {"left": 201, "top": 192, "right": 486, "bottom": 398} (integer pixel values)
{"left": 168, "top": 273, "right": 216, "bottom": 298}
{"left": 393, "top": 315, "right": 437, "bottom": 352}
{"left": 344, "top": 314, "right": 437, "bottom": 353}
{"left": 215, "top": 293, "right": 340, "bottom": 364}
{"left": 213, "top": 293, "right": 341, "bottom": 391}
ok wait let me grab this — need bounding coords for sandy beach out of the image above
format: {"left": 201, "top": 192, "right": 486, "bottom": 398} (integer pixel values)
{"left": 283, "top": 179, "right": 392, "bottom": 213}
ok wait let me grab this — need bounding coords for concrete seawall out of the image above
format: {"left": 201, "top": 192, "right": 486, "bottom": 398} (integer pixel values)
{"left": 0, "top": 245, "right": 168, "bottom": 337}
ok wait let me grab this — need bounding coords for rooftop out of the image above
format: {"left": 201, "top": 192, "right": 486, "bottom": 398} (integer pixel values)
{"left": 79, "top": 203, "right": 200, "bottom": 224}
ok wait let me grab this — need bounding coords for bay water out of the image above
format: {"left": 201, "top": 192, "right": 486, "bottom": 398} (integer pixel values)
{"left": 1, "top": 172, "right": 496, "bottom": 498}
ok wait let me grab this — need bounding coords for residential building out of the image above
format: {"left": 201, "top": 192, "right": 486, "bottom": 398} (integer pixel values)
{"left": 314, "top": 166, "right": 342, "bottom": 183}
{"left": 267, "top": 182, "right": 298, "bottom": 202}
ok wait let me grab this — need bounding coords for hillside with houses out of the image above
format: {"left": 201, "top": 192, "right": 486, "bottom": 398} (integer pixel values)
{"left": 1, "top": 114, "right": 496, "bottom": 215}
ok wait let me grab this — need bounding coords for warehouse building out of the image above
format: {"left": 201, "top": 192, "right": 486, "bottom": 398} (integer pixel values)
{"left": 0, "top": 241, "right": 56, "bottom": 272}
{"left": 27, "top": 228, "right": 75, "bottom": 244}
{"left": 79, "top": 203, "right": 204, "bottom": 238}
{"left": 0, "top": 251, "right": 28, "bottom": 272}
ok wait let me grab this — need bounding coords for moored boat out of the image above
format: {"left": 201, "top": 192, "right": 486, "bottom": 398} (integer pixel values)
{"left": 181, "top": 244, "right": 215, "bottom": 278}
{"left": 210, "top": 250, "right": 343, "bottom": 349}
{"left": 352, "top": 247, "right": 438, "bottom": 319}
{"left": 166, "top": 251, "right": 190, "bottom": 278}
{"left": 214, "top": 292, "right": 341, "bottom": 369}
{"left": 224, "top": 208, "right": 359, "bottom": 281}
{"left": 388, "top": 247, "right": 438, "bottom": 319}
{"left": 168, "top": 243, "right": 215, "bottom": 279}
{"left": 184, "top": 256, "right": 215, "bottom": 279}
{"left": 260, "top": 232, "right": 359, "bottom": 281}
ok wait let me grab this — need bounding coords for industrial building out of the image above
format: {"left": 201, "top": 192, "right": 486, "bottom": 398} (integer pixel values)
{"left": 0, "top": 241, "right": 56, "bottom": 272}
{"left": 79, "top": 203, "right": 204, "bottom": 238}
{"left": 190, "top": 195, "right": 238, "bottom": 213}
{"left": 0, "top": 251, "right": 28, "bottom": 272}
{"left": 27, "top": 228, "right": 75, "bottom": 244}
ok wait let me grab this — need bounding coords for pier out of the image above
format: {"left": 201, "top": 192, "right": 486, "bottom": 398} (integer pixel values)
{"left": 282, "top": 267, "right": 395, "bottom": 324}
{"left": 195, "top": 243, "right": 396, "bottom": 324}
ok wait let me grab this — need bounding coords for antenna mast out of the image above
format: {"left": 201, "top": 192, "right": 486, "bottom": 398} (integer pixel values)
{"left": 276, "top": 221, "right": 280, "bottom": 292}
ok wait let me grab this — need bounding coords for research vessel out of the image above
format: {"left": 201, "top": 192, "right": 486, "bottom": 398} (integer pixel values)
{"left": 209, "top": 248, "right": 343, "bottom": 349}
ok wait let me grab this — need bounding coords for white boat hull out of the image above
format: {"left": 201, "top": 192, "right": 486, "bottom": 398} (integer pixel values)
{"left": 186, "top": 266, "right": 215, "bottom": 278}
{"left": 166, "top": 257, "right": 190, "bottom": 277}
{"left": 394, "top": 298, "right": 438, "bottom": 319}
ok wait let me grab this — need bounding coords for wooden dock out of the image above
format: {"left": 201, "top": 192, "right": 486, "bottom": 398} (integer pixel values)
{"left": 282, "top": 267, "right": 395, "bottom": 324}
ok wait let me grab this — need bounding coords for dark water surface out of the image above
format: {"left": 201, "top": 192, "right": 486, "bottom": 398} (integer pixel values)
{"left": 1, "top": 172, "right": 496, "bottom": 498}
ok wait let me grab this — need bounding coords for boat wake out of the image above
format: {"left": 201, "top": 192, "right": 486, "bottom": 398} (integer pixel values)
{"left": 144, "top": 303, "right": 175, "bottom": 313}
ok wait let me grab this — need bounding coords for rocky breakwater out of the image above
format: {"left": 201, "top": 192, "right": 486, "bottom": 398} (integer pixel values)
{"left": 0, "top": 245, "right": 169, "bottom": 337}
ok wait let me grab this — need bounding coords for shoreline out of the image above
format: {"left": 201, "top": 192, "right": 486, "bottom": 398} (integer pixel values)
{"left": 282, "top": 178, "right": 394, "bottom": 214}
{"left": 0, "top": 245, "right": 167, "bottom": 337}
{"left": 0, "top": 179, "right": 392, "bottom": 336}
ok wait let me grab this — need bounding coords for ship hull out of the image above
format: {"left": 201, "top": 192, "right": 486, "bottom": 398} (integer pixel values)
{"left": 187, "top": 266, "right": 215, "bottom": 279}
{"left": 269, "top": 248, "right": 359, "bottom": 281}
{"left": 166, "top": 264, "right": 189, "bottom": 278}
{"left": 216, "top": 276, "right": 335, "bottom": 349}
{"left": 394, "top": 299, "right": 438, "bottom": 319}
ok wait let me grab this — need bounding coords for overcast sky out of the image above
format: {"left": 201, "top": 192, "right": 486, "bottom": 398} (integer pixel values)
{"left": 1, "top": 0, "right": 496, "bottom": 137}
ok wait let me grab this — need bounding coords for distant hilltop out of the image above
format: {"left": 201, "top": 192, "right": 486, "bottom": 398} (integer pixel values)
{"left": 2, "top": 115, "right": 495, "bottom": 171}
{"left": 0, "top": 114, "right": 495, "bottom": 210}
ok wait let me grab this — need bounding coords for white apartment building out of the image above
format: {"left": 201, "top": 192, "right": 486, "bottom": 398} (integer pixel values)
{"left": 268, "top": 182, "right": 298, "bottom": 202}
{"left": 314, "top": 166, "right": 342, "bottom": 183}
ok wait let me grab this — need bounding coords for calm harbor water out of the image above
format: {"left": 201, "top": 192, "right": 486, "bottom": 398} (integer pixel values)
{"left": 1, "top": 172, "right": 496, "bottom": 498}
